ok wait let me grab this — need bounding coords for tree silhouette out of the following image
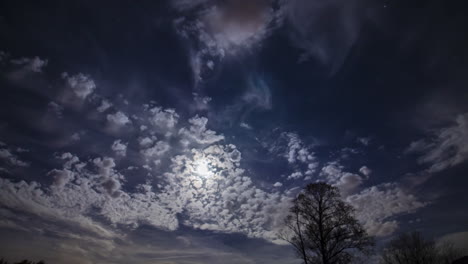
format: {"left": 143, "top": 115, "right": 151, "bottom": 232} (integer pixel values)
{"left": 380, "top": 232, "right": 462, "bottom": 264}
{"left": 280, "top": 182, "right": 374, "bottom": 264}
{"left": 0, "top": 259, "right": 46, "bottom": 264}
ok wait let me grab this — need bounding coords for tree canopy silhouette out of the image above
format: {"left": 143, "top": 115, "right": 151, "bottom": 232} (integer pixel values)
{"left": 280, "top": 182, "right": 374, "bottom": 264}
{"left": 380, "top": 232, "right": 462, "bottom": 264}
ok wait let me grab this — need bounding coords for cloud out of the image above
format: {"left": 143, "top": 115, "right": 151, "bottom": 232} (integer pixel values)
{"left": 10, "top": 56, "right": 48, "bottom": 72}
{"left": 179, "top": 115, "right": 225, "bottom": 145}
{"left": 193, "top": 92, "right": 212, "bottom": 110}
{"left": 159, "top": 144, "right": 291, "bottom": 242}
{"left": 283, "top": 133, "right": 315, "bottom": 165}
{"left": 0, "top": 141, "right": 291, "bottom": 243}
{"left": 146, "top": 106, "right": 179, "bottom": 132}
{"left": 0, "top": 152, "right": 178, "bottom": 232}
{"left": 202, "top": 0, "right": 274, "bottom": 49}
{"left": 277, "top": 0, "right": 369, "bottom": 74}
{"left": 240, "top": 122, "right": 253, "bottom": 129}
{"left": 407, "top": 113, "right": 468, "bottom": 173}
{"left": 49, "top": 169, "right": 74, "bottom": 188}
{"left": 2, "top": 51, "right": 427, "bottom": 261}
{"left": 243, "top": 75, "right": 273, "bottom": 110}
{"left": 0, "top": 144, "right": 29, "bottom": 168}
{"left": 97, "top": 99, "right": 113, "bottom": 113}
{"left": 111, "top": 140, "right": 128, "bottom": 157}
{"left": 357, "top": 137, "right": 371, "bottom": 146}
{"left": 267, "top": 132, "right": 319, "bottom": 181}
{"left": 62, "top": 72, "right": 96, "bottom": 99}
{"left": 359, "top": 166, "right": 372, "bottom": 178}
{"left": 140, "top": 140, "right": 170, "bottom": 163}
{"left": 2, "top": 55, "right": 48, "bottom": 82}
{"left": 173, "top": 0, "right": 276, "bottom": 83}
{"left": 0, "top": 51, "right": 303, "bottom": 263}
{"left": 287, "top": 171, "right": 303, "bottom": 180}
{"left": 320, "top": 162, "right": 364, "bottom": 195}
{"left": 273, "top": 182, "right": 283, "bottom": 187}
{"left": 107, "top": 111, "right": 132, "bottom": 127}
{"left": 347, "top": 183, "right": 426, "bottom": 237}
{"left": 0, "top": 177, "right": 119, "bottom": 239}
{"left": 0, "top": 219, "right": 296, "bottom": 264}
{"left": 0, "top": 88, "right": 292, "bottom": 245}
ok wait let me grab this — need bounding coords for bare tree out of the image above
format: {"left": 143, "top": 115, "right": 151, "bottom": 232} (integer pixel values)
{"left": 280, "top": 182, "right": 374, "bottom": 264}
{"left": 380, "top": 232, "right": 462, "bottom": 264}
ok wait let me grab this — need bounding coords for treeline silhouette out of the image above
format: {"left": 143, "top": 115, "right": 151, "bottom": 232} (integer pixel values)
{"left": 0, "top": 259, "right": 45, "bottom": 264}
{"left": 281, "top": 183, "right": 467, "bottom": 264}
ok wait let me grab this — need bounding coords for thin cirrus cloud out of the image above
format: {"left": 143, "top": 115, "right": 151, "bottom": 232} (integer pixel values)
{"left": 277, "top": 0, "right": 372, "bottom": 74}
{"left": 172, "top": 0, "right": 375, "bottom": 85}
{"left": 173, "top": 0, "right": 277, "bottom": 84}
{"left": 407, "top": 113, "right": 468, "bottom": 174}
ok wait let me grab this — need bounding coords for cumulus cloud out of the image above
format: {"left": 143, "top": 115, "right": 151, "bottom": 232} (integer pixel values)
{"left": 283, "top": 133, "right": 315, "bottom": 165}
{"left": 347, "top": 183, "right": 426, "bottom": 237}
{"left": 62, "top": 72, "right": 96, "bottom": 99}
{"left": 107, "top": 111, "right": 132, "bottom": 127}
{"left": 49, "top": 169, "right": 74, "bottom": 188}
{"left": 287, "top": 171, "right": 303, "bottom": 180}
{"left": 0, "top": 89, "right": 293, "bottom": 244}
{"left": 320, "top": 162, "right": 363, "bottom": 195}
{"left": 140, "top": 141, "right": 170, "bottom": 163}
{"left": 273, "top": 182, "right": 283, "bottom": 187}
{"left": 10, "top": 56, "right": 48, "bottom": 72}
{"left": 159, "top": 144, "right": 291, "bottom": 241}
{"left": 1, "top": 152, "right": 178, "bottom": 232}
{"left": 179, "top": 115, "right": 224, "bottom": 145}
{"left": 0, "top": 145, "right": 29, "bottom": 168}
{"left": 264, "top": 132, "right": 319, "bottom": 180}
{"left": 111, "top": 140, "right": 128, "bottom": 157}
{"left": 1, "top": 141, "right": 291, "bottom": 243}
{"left": 407, "top": 113, "right": 468, "bottom": 173}
{"left": 146, "top": 106, "right": 179, "bottom": 132}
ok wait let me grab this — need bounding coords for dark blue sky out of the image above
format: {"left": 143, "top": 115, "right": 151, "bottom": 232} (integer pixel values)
{"left": 1, "top": 0, "right": 468, "bottom": 263}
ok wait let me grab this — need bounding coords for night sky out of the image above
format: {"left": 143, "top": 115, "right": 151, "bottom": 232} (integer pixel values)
{"left": 1, "top": 0, "right": 468, "bottom": 263}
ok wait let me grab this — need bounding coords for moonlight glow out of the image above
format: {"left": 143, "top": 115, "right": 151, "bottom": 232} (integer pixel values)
{"left": 193, "top": 158, "right": 212, "bottom": 177}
